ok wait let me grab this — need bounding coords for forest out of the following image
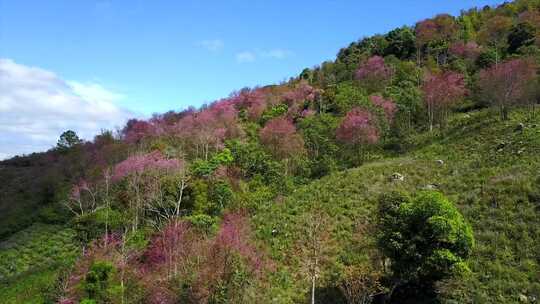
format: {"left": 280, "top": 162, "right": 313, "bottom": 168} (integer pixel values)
{"left": 1, "top": 0, "right": 540, "bottom": 303}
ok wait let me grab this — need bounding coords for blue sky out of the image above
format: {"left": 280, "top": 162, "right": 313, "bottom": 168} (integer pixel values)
{"left": 0, "top": 0, "right": 502, "bottom": 158}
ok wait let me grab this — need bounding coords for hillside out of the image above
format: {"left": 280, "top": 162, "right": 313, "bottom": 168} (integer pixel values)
{"left": 252, "top": 109, "right": 540, "bottom": 303}
{"left": 1, "top": 0, "right": 540, "bottom": 303}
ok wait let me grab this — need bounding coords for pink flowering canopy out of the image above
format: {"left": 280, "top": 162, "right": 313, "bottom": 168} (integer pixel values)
{"left": 449, "top": 41, "right": 481, "bottom": 60}
{"left": 122, "top": 119, "right": 157, "bottom": 144}
{"left": 213, "top": 212, "right": 264, "bottom": 273}
{"left": 416, "top": 14, "right": 458, "bottom": 45}
{"left": 370, "top": 95, "right": 397, "bottom": 123}
{"left": 259, "top": 117, "right": 305, "bottom": 159}
{"left": 355, "top": 56, "right": 392, "bottom": 81}
{"left": 282, "top": 81, "right": 319, "bottom": 104}
{"left": 143, "top": 220, "right": 191, "bottom": 268}
{"left": 230, "top": 88, "right": 268, "bottom": 120}
{"left": 422, "top": 71, "right": 467, "bottom": 109}
{"left": 416, "top": 19, "right": 438, "bottom": 45}
{"left": 479, "top": 58, "right": 537, "bottom": 111}
{"left": 336, "top": 108, "right": 380, "bottom": 146}
{"left": 282, "top": 81, "right": 320, "bottom": 118}
{"left": 112, "top": 151, "right": 183, "bottom": 181}
{"left": 173, "top": 98, "right": 242, "bottom": 156}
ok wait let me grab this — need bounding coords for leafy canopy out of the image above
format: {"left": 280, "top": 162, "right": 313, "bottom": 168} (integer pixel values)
{"left": 57, "top": 130, "right": 82, "bottom": 151}
{"left": 377, "top": 191, "right": 474, "bottom": 285}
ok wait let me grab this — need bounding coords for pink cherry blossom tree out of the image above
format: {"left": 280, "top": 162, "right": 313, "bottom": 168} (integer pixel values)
{"left": 63, "top": 179, "right": 97, "bottom": 216}
{"left": 283, "top": 81, "right": 321, "bottom": 118}
{"left": 336, "top": 108, "right": 380, "bottom": 163}
{"left": 174, "top": 99, "right": 242, "bottom": 160}
{"left": 122, "top": 119, "right": 156, "bottom": 145}
{"left": 112, "top": 151, "right": 183, "bottom": 230}
{"left": 415, "top": 15, "right": 459, "bottom": 64}
{"left": 259, "top": 117, "right": 305, "bottom": 174}
{"left": 422, "top": 71, "right": 467, "bottom": 131}
{"left": 230, "top": 88, "right": 269, "bottom": 121}
{"left": 112, "top": 151, "right": 181, "bottom": 181}
{"left": 369, "top": 95, "right": 397, "bottom": 123}
{"left": 213, "top": 213, "right": 264, "bottom": 272}
{"left": 144, "top": 219, "right": 192, "bottom": 278}
{"left": 478, "top": 58, "right": 537, "bottom": 120}
{"left": 355, "top": 56, "right": 393, "bottom": 92}
{"left": 193, "top": 212, "right": 267, "bottom": 302}
{"left": 449, "top": 41, "right": 481, "bottom": 61}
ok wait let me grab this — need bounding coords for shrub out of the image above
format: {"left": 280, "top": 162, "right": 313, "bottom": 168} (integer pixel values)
{"left": 377, "top": 191, "right": 474, "bottom": 286}
{"left": 185, "top": 214, "right": 217, "bottom": 234}
{"left": 82, "top": 261, "right": 116, "bottom": 302}
{"left": 73, "top": 207, "right": 126, "bottom": 243}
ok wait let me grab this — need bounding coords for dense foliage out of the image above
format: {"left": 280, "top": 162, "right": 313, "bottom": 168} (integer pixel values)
{"left": 377, "top": 191, "right": 474, "bottom": 290}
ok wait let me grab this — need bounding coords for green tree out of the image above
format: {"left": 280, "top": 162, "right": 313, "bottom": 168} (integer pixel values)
{"left": 458, "top": 14, "right": 476, "bottom": 42}
{"left": 332, "top": 82, "right": 368, "bottom": 114}
{"left": 507, "top": 22, "right": 537, "bottom": 54}
{"left": 226, "top": 139, "right": 281, "bottom": 184}
{"left": 191, "top": 148, "right": 233, "bottom": 177}
{"left": 260, "top": 104, "right": 288, "bottom": 124}
{"left": 82, "top": 260, "right": 116, "bottom": 302}
{"left": 477, "top": 15, "right": 513, "bottom": 65}
{"left": 377, "top": 191, "right": 474, "bottom": 288}
{"left": 384, "top": 26, "right": 417, "bottom": 60}
{"left": 298, "top": 114, "right": 339, "bottom": 177}
{"left": 57, "top": 130, "right": 83, "bottom": 151}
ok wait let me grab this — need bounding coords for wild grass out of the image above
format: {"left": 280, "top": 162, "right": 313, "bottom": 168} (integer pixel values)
{"left": 0, "top": 223, "right": 79, "bottom": 303}
{"left": 252, "top": 109, "right": 540, "bottom": 303}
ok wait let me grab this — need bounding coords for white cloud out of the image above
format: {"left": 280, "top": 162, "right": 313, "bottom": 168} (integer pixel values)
{"left": 198, "top": 39, "right": 224, "bottom": 52}
{"left": 235, "top": 49, "right": 293, "bottom": 63}
{"left": 0, "top": 58, "right": 134, "bottom": 159}
{"left": 236, "top": 51, "right": 256, "bottom": 63}
{"left": 260, "top": 48, "right": 293, "bottom": 59}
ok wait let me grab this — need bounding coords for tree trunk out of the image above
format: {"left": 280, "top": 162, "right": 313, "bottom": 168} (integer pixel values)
{"left": 175, "top": 178, "right": 186, "bottom": 216}
{"left": 501, "top": 105, "right": 509, "bottom": 121}
{"left": 428, "top": 103, "right": 434, "bottom": 132}
{"left": 311, "top": 275, "right": 316, "bottom": 304}
{"left": 121, "top": 231, "right": 127, "bottom": 304}
{"left": 105, "top": 206, "right": 108, "bottom": 248}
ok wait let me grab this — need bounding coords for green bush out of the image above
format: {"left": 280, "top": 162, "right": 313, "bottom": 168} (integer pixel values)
{"left": 260, "top": 104, "right": 288, "bottom": 124}
{"left": 37, "top": 203, "right": 71, "bottom": 224}
{"left": 377, "top": 191, "right": 474, "bottom": 285}
{"left": 191, "top": 148, "right": 234, "bottom": 177}
{"left": 82, "top": 260, "right": 116, "bottom": 302}
{"left": 185, "top": 214, "right": 217, "bottom": 234}
{"left": 73, "top": 207, "right": 126, "bottom": 243}
{"left": 226, "top": 140, "right": 282, "bottom": 184}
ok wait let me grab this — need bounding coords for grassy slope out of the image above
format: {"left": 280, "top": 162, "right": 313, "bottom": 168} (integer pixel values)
{"left": 0, "top": 158, "right": 60, "bottom": 240}
{"left": 253, "top": 109, "right": 540, "bottom": 303}
{"left": 0, "top": 223, "right": 79, "bottom": 303}
{"left": 1, "top": 110, "right": 539, "bottom": 303}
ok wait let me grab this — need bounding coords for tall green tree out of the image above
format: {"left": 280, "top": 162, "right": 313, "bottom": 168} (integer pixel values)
{"left": 384, "top": 26, "right": 417, "bottom": 60}
{"left": 377, "top": 191, "right": 474, "bottom": 289}
{"left": 57, "top": 130, "right": 83, "bottom": 151}
{"left": 507, "top": 22, "right": 537, "bottom": 53}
